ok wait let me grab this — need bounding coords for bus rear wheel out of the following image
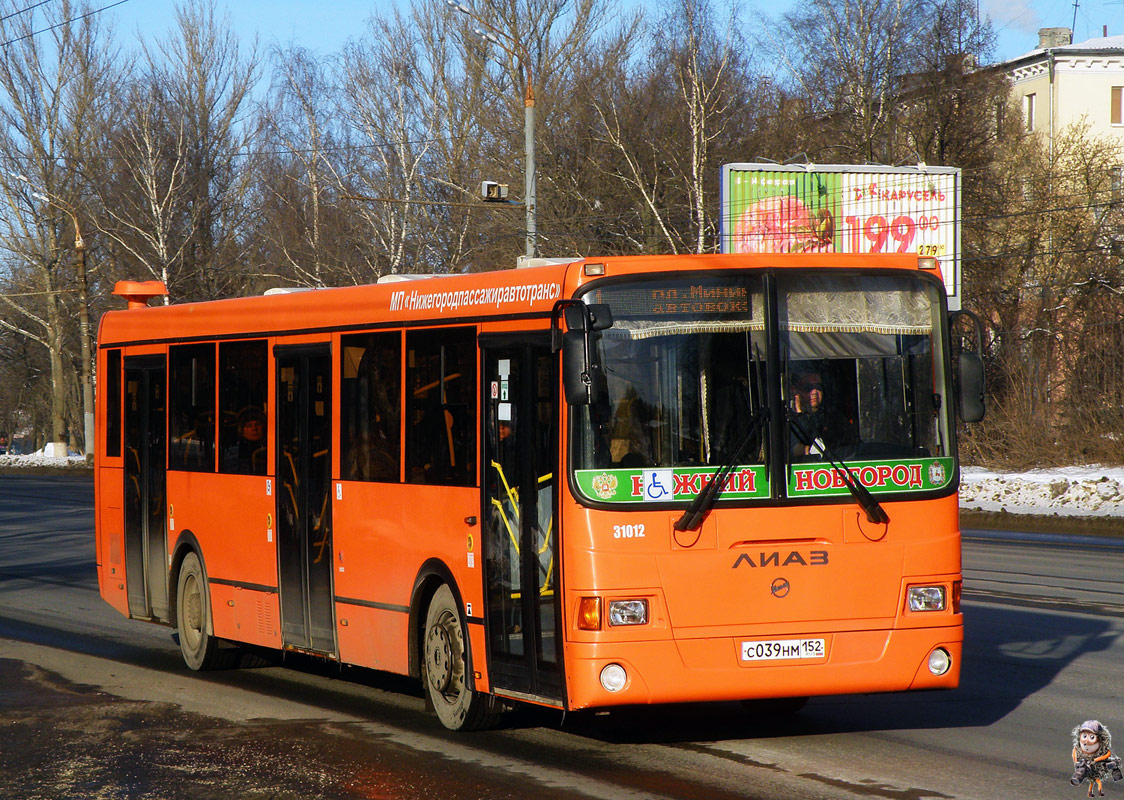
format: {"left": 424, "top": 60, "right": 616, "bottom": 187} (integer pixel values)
{"left": 176, "top": 552, "right": 237, "bottom": 671}
{"left": 423, "top": 584, "right": 500, "bottom": 731}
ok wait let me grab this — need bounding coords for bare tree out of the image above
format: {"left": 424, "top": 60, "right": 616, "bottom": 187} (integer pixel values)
{"left": 91, "top": 79, "right": 191, "bottom": 296}
{"left": 776, "top": 0, "right": 922, "bottom": 161}
{"left": 139, "top": 0, "right": 260, "bottom": 301}
{"left": 0, "top": 0, "right": 115, "bottom": 450}
{"left": 335, "top": 11, "right": 442, "bottom": 278}
{"left": 256, "top": 45, "right": 348, "bottom": 287}
{"left": 587, "top": 0, "right": 756, "bottom": 254}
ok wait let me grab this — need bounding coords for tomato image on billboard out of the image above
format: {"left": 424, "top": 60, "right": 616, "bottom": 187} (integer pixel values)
{"left": 732, "top": 195, "right": 835, "bottom": 253}
{"left": 726, "top": 170, "right": 841, "bottom": 254}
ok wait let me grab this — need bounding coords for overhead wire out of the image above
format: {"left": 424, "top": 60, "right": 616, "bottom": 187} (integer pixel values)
{"left": 0, "top": 0, "right": 134, "bottom": 48}
{"left": 0, "top": 0, "right": 53, "bottom": 24}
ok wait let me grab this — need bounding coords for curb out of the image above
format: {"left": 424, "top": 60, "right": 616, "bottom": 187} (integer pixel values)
{"left": 960, "top": 509, "right": 1124, "bottom": 537}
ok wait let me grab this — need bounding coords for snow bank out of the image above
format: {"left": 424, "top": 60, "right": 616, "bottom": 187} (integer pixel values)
{"left": 960, "top": 466, "right": 1124, "bottom": 518}
{"left": 0, "top": 453, "right": 88, "bottom": 470}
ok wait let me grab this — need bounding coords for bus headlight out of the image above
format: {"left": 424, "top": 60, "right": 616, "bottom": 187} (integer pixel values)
{"left": 928, "top": 648, "right": 951, "bottom": 676}
{"left": 608, "top": 599, "right": 648, "bottom": 626}
{"left": 600, "top": 663, "right": 628, "bottom": 692}
{"left": 907, "top": 585, "right": 946, "bottom": 612}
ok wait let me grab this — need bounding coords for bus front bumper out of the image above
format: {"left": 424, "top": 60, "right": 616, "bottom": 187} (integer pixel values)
{"left": 564, "top": 624, "right": 962, "bottom": 710}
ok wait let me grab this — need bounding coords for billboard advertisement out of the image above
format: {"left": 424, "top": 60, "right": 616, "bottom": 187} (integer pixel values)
{"left": 720, "top": 163, "right": 962, "bottom": 310}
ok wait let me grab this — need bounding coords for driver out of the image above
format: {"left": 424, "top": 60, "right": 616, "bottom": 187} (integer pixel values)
{"left": 789, "top": 370, "right": 855, "bottom": 459}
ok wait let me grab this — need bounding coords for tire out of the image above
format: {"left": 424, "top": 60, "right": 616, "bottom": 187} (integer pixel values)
{"left": 176, "top": 551, "right": 237, "bottom": 671}
{"left": 423, "top": 584, "right": 501, "bottom": 731}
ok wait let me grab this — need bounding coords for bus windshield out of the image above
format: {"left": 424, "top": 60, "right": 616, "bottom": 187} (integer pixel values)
{"left": 779, "top": 273, "right": 948, "bottom": 464}
{"left": 571, "top": 271, "right": 953, "bottom": 504}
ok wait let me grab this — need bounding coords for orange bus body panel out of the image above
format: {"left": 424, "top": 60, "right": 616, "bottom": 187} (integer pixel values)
{"left": 333, "top": 482, "right": 480, "bottom": 676}
{"left": 93, "top": 253, "right": 961, "bottom": 717}
{"left": 558, "top": 493, "right": 961, "bottom": 707}
{"left": 166, "top": 471, "right": 281, "bottom": 647}
{"left": 95, "top": 466, "right": 129, "bottom": 617}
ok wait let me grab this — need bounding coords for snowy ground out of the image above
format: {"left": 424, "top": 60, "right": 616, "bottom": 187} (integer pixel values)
{"left": 959, "top": 466, "right": 1124, "bottom": 518}
{"left": 2, "top": 453, "right": 1122, "bottom": 518}
{"left": 0, "top": 453, "right": 88, "bottom": 470}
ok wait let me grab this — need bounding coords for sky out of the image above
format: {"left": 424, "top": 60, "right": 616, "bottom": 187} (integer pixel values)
{"left": 99, "top": 0, "right": 1122, "bottom": 69}
{"left": 107, "top": 0, "right": 387, "bottom": 57}
{"left": 985, "top": 0, "right": 1124, "bottom": 61}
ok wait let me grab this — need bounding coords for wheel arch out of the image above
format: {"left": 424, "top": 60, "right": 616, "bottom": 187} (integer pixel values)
{"left": 408, "top": 558, "right": 473, "bottom": 682}
{"left": 169, "top": 529, "right": 212, "bottom": 636}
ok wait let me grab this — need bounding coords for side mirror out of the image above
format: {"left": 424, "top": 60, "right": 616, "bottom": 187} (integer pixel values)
{"left": 563, "top": 303, "right": 613, "bottom": 332}
{"left": 957, "top": 350, "right": 986, "bottom": 423}
{"left": 562, "top": 331, "right": 598, "bottom": 405}
{"left": 950, "top": 310, "right": 986, "bottom": 423}
{"left": 554, "top": 301, "right": 612, "bottom": 405}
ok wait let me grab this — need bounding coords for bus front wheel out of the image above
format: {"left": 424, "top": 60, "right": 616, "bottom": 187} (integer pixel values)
{"left": 423, "top": 584, "right": 500, "bottom": 731}
{"left": 176, "top": 551, "right": 236, "bottom": 671}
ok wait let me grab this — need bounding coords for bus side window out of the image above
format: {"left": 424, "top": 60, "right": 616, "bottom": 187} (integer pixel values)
{"left": 105, "top": 349, "right": 122, "bottom": 458}
{"left": 218, "top": 340, "right": 268, "bottom": 475}
{"left": 168, "top": 343, "right": 216, "bottom": 472}
{"left": 341, "top": 332, "right": 401, "bottom": 482}
{"left": 405, "top": 327, "right": 476, "bottom": 487}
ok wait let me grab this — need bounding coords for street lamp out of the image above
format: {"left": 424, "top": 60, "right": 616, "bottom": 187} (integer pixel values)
{"left": 445, "top": 0, "right": 537, "bottom": 260}
{"left": 10, "top": 174, "right": 94, "bottom": 458}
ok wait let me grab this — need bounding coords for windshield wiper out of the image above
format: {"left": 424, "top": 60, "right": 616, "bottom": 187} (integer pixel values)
{"left": 674, "top": 408, "right": 769, "bottom": 532}
{"left": 787, "top": 415, "right": 890, "bottom": 525}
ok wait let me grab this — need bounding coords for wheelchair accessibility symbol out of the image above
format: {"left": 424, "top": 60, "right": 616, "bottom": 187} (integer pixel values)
{"left": 644, "top": 469, "right": 674, "bottom": 501}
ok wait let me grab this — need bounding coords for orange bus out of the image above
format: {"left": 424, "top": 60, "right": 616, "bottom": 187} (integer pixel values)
{"left": 94, "top": 253, "right": 983, "bottom": 730}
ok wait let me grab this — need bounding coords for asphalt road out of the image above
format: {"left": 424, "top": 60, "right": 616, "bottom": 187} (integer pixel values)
{"left": 2, "top": 473, "right": 1123, "bottom": 800}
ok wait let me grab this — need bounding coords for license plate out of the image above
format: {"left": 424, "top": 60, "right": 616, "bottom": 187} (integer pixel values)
{"left": 740, "top": 638, "right": 825, "bottom": 662}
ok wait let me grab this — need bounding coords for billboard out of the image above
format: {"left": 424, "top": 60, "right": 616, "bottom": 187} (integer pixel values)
{"left": 720, "top": 163, "right": 962, "bottom": 310}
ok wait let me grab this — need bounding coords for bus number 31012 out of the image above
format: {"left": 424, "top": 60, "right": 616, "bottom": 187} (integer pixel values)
{"left": 613, "top": 524, "right": 646, "bottom": 539}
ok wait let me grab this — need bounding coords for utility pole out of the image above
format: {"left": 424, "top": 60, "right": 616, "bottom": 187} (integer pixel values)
{"left": 445, "top": 0, "right": 537, "bottom": 260}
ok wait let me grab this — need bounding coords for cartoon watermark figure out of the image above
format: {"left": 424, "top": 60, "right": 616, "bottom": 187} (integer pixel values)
{"left": 1071, "top": 720, "right": 1124, "bottom": 797}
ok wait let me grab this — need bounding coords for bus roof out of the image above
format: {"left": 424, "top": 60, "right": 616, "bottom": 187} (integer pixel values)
{"left": 97, "top": 252, "right": 935, "bottom": 347}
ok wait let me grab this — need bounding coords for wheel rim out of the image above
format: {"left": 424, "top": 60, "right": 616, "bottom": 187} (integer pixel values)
{"left": 182, "top": 573, "right": 203, "bottom": 650}
{"left": 425, "top": 610, "right": 461, "bottom": 702}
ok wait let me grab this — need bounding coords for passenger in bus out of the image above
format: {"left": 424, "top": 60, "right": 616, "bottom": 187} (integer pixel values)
{"left": 226, "top": 407, "right": 266, "bottom": 474}
{"left": 789, "top": 369, "right": 855, "bottom": 460}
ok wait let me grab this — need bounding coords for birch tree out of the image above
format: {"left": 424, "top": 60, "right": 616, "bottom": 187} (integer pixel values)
{"left": 256, "top": 45, "right": 351, "bottom": 287}
{"left": 336, "top": 11, "right": 441, "bottom": 278}
{"left": 589, "top": 0, "right": 755, "bottom": 253}
{"left": 776, "top": 0, "right": 921, "bottom": 161}
{"left": 91, "top": 80, "right": 191, "bottom": 298}
{"left": 141, "top": 0, "right": 260, "bottom": 300}
{"left": 0, "top": 0, "right": 114, "bottom": 448}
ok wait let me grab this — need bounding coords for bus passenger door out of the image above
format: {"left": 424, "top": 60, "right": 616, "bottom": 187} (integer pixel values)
{"left": 123, "top": 356, "right": 168, "bottom": 621}
{"left": 275, "top": 345, "right": 335, "bottom": 654}
{"left": 481, "top": 337, "right": 563, "bottom": 703}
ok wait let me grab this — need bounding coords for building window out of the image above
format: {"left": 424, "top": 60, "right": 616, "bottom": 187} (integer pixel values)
{"left": 1023, "top": 93, "right": 1036, "bottom": 132}
{"left": 1113, "top": 87, "right": 1123, "bottom": 125}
